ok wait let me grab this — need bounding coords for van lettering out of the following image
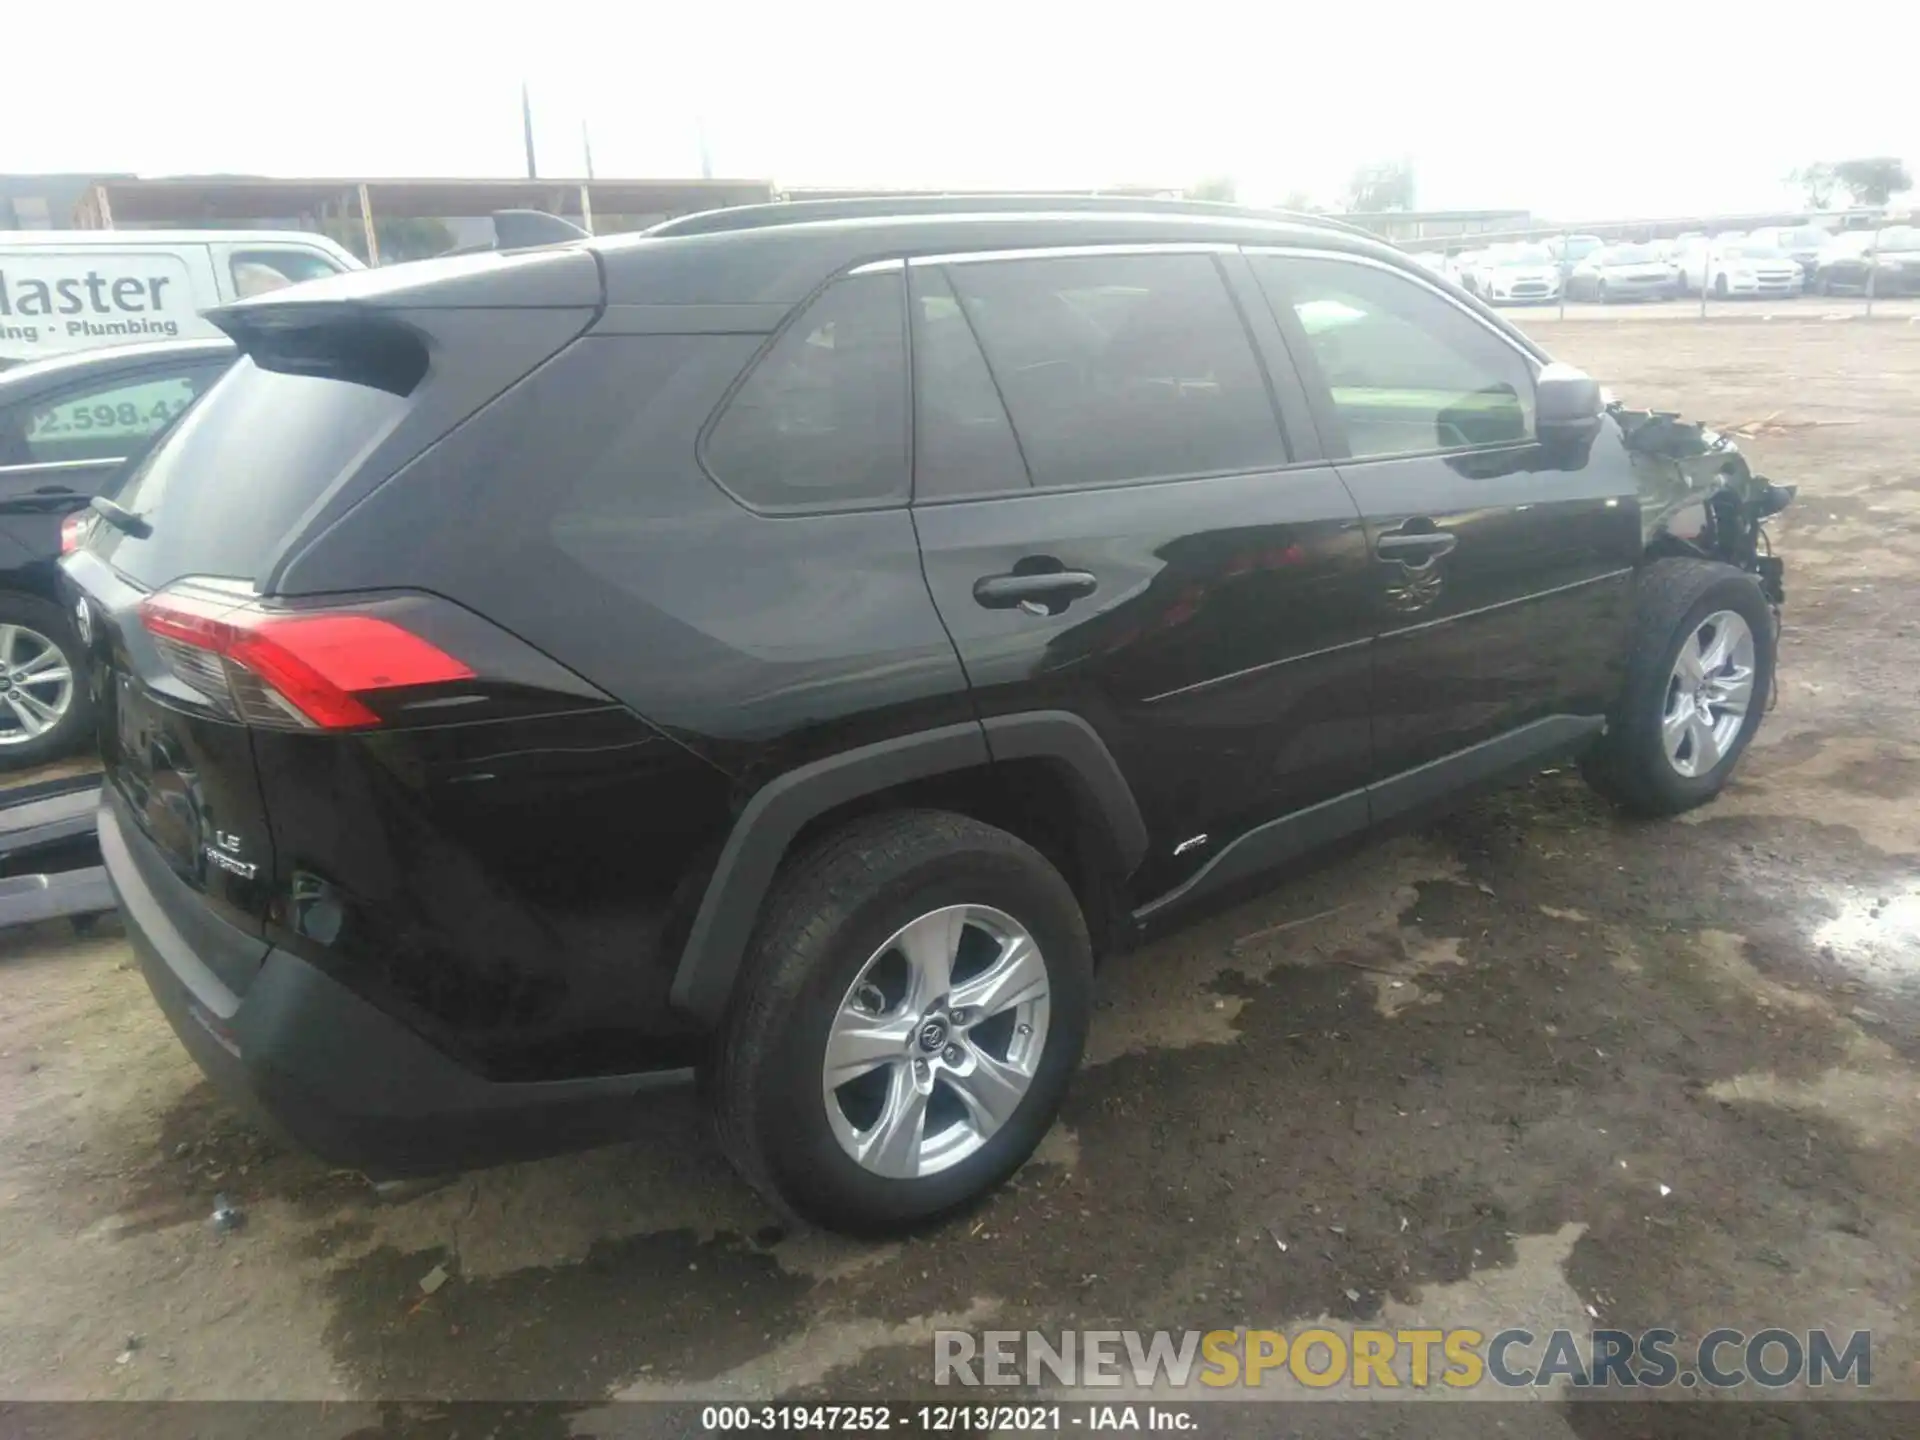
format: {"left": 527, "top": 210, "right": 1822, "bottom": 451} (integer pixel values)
{"left": 9, "top": 277, "right": 52, "bottom": 315}
{"left": 0, "top": 270, "right": 176, "bottom": 319}
{"left": 63, "top": 317, "right": 179, "bottom": 339}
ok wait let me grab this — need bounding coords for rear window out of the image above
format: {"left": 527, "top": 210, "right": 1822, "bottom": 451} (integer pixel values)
{"left": 91, "top": 357, "right": 407, "bottom": 588}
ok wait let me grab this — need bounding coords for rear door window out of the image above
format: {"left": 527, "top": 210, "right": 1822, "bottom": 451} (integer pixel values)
{"left": 91, "top": 359, "right": 408, "bottom": 588}
{"left": 910, "top": 265, "right": 1029, "bottom": 499}
{"left": 938, "top": 251, "right": 1286, "bottom": 490}
{"left": 703, "top": 269, "right": 909, "bottom": 510}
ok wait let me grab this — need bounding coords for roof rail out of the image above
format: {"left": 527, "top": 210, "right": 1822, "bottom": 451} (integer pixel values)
{"left": 645, "top": 194, "right": 1376, "bottom": 240}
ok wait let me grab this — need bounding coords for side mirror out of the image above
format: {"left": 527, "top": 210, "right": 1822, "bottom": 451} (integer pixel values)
{"left": 1536, "top": 362, "right": 1604, "bottom": 444}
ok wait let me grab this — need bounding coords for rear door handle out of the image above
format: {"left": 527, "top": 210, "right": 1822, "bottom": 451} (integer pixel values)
{"left": 973, "top": 569, "right": 1099, "bottom": 615}
{"left": 1375, "top": 530, "right": 1458, "bottom": 562}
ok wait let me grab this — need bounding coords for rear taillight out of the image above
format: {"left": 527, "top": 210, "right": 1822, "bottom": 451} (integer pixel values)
{"left": 139, "top": 586, "right": 475, "bottom": 730}
{"left": 60, "top": 510, "right": 96, "bottom": 554}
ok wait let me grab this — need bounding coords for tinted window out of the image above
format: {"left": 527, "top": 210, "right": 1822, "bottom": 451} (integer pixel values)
{"left": 92, "top": 359, "right": 408, "bottom": 587}
{"left": 1254, "top": 254, "right": 1535, "bottom": 460}
{"left": 942, "top": 252, "right": 1285, "bottom": 490}
{"left": 704, "top": 270, "right": 908, "bottom": 509}
{"left": 0, "top": 364, "right": 223, "bottom": 468}
{"left": 910, "top": 265, "right": 1028, "bottom": 499}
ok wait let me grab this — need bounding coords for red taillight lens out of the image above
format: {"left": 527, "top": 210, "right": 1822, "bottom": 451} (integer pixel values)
{"left": 140, "top": 589, "right": 475, "bottom": 730}
{"left": 60, "top": 510, "right": 95, "bottom": 555}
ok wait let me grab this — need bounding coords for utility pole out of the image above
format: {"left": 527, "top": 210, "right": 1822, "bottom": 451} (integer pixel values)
{"left": 521, "top": 82, "right": 538, "bottom": 179}
{"left": 696, "top": 116, "right": 713, "bottom": 180}
{"left": 582, "top": 121, "right": 595, "bottom": 180}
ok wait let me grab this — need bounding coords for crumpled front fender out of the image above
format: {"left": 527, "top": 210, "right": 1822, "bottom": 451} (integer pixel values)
{"left": 1613, "top": 407, "right": 1791, "bottom": 606}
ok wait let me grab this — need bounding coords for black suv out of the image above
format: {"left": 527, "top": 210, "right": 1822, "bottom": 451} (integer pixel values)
{"left": 62, "top": 199, "right": 1789, "bottom": 1234}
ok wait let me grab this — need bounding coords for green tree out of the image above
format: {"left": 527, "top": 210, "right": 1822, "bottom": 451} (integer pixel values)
{"left": 1345, "top": 159, "right": 1414, "bottom": 212}
{"left": 1787, "top": 162, "right": 1838, "bottom": 208}
{"left": 1280, "top": 189, "right": 1321, "bottom": 213}
{"left": 1189, "top": 176, "right": 1238, "bottom": 203}
{"left": 1831, "top": 157, "right": 1912, "bottom": 206}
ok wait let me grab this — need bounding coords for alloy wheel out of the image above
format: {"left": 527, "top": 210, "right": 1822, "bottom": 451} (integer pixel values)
{"left": 822, "top": 905, "right": 1050, "bottom": 1179}
{"left": 0, "top": 623, "right": 74, "bottom": 747}
{"left": 1662, "top": 609, "right": 1755, "bottom": 778}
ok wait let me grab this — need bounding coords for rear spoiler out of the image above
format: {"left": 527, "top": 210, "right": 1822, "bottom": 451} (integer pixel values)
{"left": 204, "top": 226, "right": 603, "bottom": 392}
{"left": 207, "top": 304, "right": 430, "bottom": 395}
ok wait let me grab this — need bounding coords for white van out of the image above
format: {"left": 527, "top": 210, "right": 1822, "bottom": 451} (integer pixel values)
{"left": 0, "top": 230, "right": 363, "bottom": 367}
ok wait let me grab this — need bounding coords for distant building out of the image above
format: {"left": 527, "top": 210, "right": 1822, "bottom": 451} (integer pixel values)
{"left": 1, "top": 174, "right": 130, "bottom": 230}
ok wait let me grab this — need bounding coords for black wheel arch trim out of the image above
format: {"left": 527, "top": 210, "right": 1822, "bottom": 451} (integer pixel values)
{"left": 978, "top": 711, "right": 1149, "bottom": 874}
{"left": 669, "top": 712, "right": 1146, "bottom": 1024}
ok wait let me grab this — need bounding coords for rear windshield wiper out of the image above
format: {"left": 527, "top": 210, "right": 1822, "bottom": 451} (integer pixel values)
{"left": 89, "top": 496, "right": 152, "bottom": 539}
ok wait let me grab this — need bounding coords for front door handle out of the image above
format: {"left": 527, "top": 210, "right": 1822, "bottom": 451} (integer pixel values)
{"left": 1375, "top": 529, "right": 1458, "bottom": 563}
{"left": 973, "top": 569, "right": 1099, "bottom": 616}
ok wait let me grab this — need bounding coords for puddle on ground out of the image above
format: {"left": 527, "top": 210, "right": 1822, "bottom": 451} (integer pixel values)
{"left": 1813, "top": 882, "right": 1920, "bottom": 985}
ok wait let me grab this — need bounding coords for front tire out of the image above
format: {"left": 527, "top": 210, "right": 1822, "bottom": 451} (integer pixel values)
{"left": 0, "top": 592, "right": 93, "bottom": 770}
{"left": 711, "top": 810, "right": 1093, "bottom": 1235}
{"left": 1583, "top": 559, "right": 1776, "bottom": 817}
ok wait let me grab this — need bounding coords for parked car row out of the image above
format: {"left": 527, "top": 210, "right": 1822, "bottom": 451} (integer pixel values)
{"left": 1421, "top": 221, "right": 1916, "bottom": 304}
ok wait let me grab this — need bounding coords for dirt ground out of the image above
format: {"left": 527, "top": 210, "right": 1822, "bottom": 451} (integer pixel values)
{"left": 1, "top": 316, "right": 1916, "bottom": 1434}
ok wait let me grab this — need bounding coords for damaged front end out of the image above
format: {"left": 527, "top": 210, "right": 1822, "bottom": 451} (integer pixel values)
{"left": 1615, "top": 407, "right": 1793, "bottom": 613}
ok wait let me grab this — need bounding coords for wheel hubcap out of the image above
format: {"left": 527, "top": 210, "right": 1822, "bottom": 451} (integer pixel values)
{"left": 822, "top": 904, "right": 1050, "bottom": 1179}
{"left": 1662, "top": 609, "right": 1755, "bottom": 778}
{"left": 0, "top": 623, "right": 74, "bottom": 746}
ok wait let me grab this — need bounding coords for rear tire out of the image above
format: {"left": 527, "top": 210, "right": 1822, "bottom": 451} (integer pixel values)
{"left": 1582, "top": 559, "right": 1775, "bottom": 817}
{"left": 0, "top": 592, "right": 93, "bottom": 771}
{"left": 1713, "top": 273, "right": 1730, "bottom": 299}
{"left": 711, "top": 810, "right": 1093, "bottom": 1235}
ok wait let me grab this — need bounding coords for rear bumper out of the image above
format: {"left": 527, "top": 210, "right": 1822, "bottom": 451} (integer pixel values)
{"left": 101, "top": 794, "right": 692, "bottom": 1177}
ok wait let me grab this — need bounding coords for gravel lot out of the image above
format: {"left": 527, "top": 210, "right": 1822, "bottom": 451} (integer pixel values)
{"left": 1, "top": 315, "right": 1915, "bottom": 1433}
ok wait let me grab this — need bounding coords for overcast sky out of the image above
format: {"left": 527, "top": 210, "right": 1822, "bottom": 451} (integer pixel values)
{"left": 6, "top": 2, "right": 1914, "bottom": 221}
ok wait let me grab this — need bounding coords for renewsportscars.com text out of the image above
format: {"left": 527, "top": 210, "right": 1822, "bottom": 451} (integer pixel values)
{"left": 934, "top": 1327, "right": 1872, "bottom": 1390}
